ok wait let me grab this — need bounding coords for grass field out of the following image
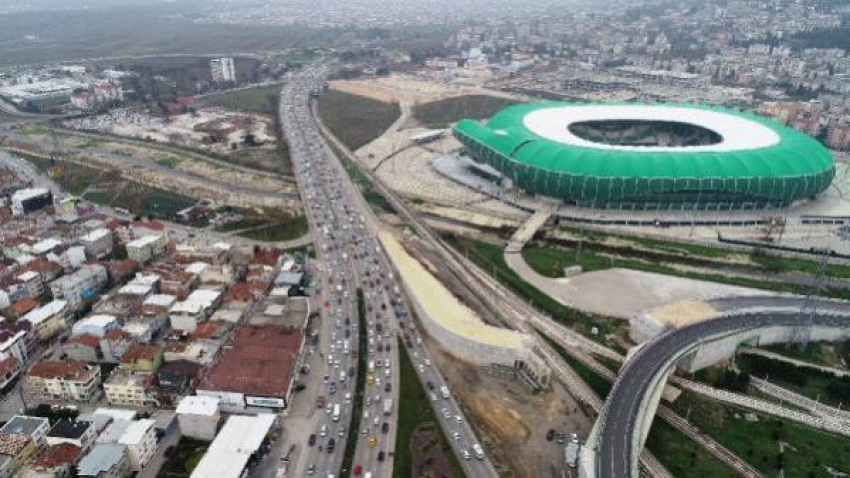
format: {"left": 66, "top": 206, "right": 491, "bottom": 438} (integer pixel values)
{"left": 412, "top": 95, "right": 520, "bottom": 127}
{"left": 521, "top": 240, "right": 850, "bottom": 300}
{"left": 238, "top": 215, "right": 309, "bottom": 242}
{"left": 198, "top": 85, "right": 282, "bottom": 116}
{"left": 671, "top": 391, "right": 850, "bottom": 477}
{"left": 394, "top": 338, "right": 466, "bottom": 478}
{"left": 317, "top": 90, "right": 401, "bottom": 150}
{"left": 442, "top": 234, "right": 622, "bottom": 342}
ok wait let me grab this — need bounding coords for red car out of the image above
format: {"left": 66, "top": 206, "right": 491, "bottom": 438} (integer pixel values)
{"left": 353, "top": 464, "right": 362, "bottom": 475}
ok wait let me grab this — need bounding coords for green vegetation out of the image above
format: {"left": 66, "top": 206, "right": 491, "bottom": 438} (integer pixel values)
{"left": 156, "top": 156, "right": 181, "bottom": 169}
{"left": 412, "top": 95, "right": 520, "bottom": 127}
{"left": 18, "top": 152, "right": 199, "bottom": 221}
{"left": 317, "top": 89, "right": 401, "bottom": 150}
{"left": 442, "top": 234, "right": 620, "bottom": 340}
{"left": 339, "top": 289, "right": 369, "bottom": 478}
{"left": 644, "top": 420, "right": 740, "bottom": 478}
{"left": 537, "top": 330, "right": 736, "bottom": 477}
{"left": 539, "top": 332, "right": 611, "bottom": 397}
{"left": 238, "top": 215, "right": 309, "bottom": 242}
{"left": 198, "top": 84, "right": 282, "bottom": 116}
{"left": 762, "top": 342, "right": 843, "bottom": 368}
{"left": 671, "top": 391, "right": 850, "bottom": 477}
{"left": 159, "top": 437, "right": 210, "bottom": 478}
{"left": 737, "top": 352, "right": 850, "bottom": 407}
{"left": 26, "top": 404, "right": 79, "bottom": 425}
{"left": 394, "top": 337, "right": 466, "bottom": 478}
{"left": 521, "top": 240, "right": 850, "bottom": 300}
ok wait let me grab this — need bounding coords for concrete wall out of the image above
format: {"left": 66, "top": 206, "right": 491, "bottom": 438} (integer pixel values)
{"left": 679, "top": 325, "right": 850, "bottom": 373}
{"left": 403, "top": 279, "right": 537, "bottom": 368}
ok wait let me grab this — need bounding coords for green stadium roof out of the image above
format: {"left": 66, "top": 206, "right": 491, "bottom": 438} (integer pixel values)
{"left": 453, "top": 102, "right": 833, "bottom": 180}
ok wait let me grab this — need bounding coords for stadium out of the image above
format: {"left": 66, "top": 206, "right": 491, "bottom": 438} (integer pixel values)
{"left": 452, "top": 103, "right": 835, "bottom": 210}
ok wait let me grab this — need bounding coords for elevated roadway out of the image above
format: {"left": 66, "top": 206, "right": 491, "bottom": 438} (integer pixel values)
{"left": 585, "top": 311, "right": 850, "bottom": 478}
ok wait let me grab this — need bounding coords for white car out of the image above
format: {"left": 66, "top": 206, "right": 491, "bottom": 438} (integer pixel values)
{"left": 455, "top": 415, "right": 463, "bottom": 424}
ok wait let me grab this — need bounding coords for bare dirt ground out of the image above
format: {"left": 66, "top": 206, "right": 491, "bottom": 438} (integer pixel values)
{"left": 428, "top": 339, "right": 593, "bottom": 478}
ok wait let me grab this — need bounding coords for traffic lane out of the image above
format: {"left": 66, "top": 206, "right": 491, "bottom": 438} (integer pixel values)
{"left": 597, "top": 312, "right": 850, "bottom": 478}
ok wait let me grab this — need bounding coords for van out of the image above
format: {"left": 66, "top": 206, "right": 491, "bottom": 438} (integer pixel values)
{"left": 472, "top": 443, "right": 485, "bottom": 460}
{"left": 339, "top": 370, "right": 346, "bottom": 383}
{"left": 332, "top": 404, "right": 341, "bottom": 422}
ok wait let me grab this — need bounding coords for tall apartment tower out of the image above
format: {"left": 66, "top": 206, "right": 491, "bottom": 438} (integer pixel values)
{"left": 210, "top": 57, "right": 236, "bottom": 84}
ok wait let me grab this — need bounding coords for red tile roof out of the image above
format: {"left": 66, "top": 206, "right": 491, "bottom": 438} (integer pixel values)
{"left": 252, "top": 249, "right": 281, "bottom": 267}
{"left": 0, "top": 356, "right": 19, "bottom": 378}
{"left": 66, "top": 333, "right": 100, "bottom": 349}
{"left": 8, "top": 298, "right": 38, "bottom": 317}
{"left": 35, "top": 443, "right": 81, "bottom": 470}
{"left": 120, "top": 344, "right": 162, "bottom": 364}
{"left": 28, "top": 361, "right": 89, "bottom": 380}
{"left": 104, "top": 328, "right": 125, "bottom": 341}
{"left": 198, "top": 324, "right": 302, "bottom": 398}
{"left": 131, "top": 220, "right": 165, "bottom": 232}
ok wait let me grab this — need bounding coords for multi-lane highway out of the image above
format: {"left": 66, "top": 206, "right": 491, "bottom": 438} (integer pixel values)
{"left": 593, "top": 311, "right": 850, "bottom": 478}
{"left": 278, "top": 63, "right": 496, "bottom": 478}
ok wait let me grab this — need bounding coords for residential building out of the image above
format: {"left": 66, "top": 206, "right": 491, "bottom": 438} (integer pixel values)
{"left": 169, "top": 289, "right": 222, "bottom": 332}
{"left": 157, "top": 360, "right": 203, "bottom": 404}
{"left": 0, "top": 330, "right": 28, "bottom": 364}
{"left": 0, "top": 356, "right": 21, "bottom": 391}
{"left": 76, "top": 443, "right": 129, "bottom": 478}
{"left": 120, "top": 344, "right": 163, "bottom": 372}
{"left": 176, "top": 396, "right": 220, "bottom": 441}
{"left": 27, "top": 443, "right": 81, "bottom": 478}
{"left": 125, "top": 235, "right": 166, "bottom": 264}
{"left": 99, "top": 329, "right": 132, "bottom": 364}
{"left": 62, "top": 334, "right": 102, "bottom": 363}
{"left": 80, "top": 229, "right": 114, "bottom": 259}
{"left": 0, "top": 416, "right": 49, "bottom": 452}
{"left": 26, "top": 361, "right": 101, "bottom": 402}
{"left": 20, "top": 300, "right": 68, "bottom": 341}
{"left": 10, "top": 188, "right": 52, "bottom": 216}
{"left": 16, "top": 271, "right": 43, "bottom": 299}
{"left": 49, "top": 264, "right": 108, "bottom": 309}
{"left": 96, "top": 419, "right": 156, "bottom": 471}
{"left": 46, "top": 419, "right": 97, "bottom": 451}
{"left": 190, "top": 415, "right": 275, "bottom": 478}
{"left": 129, "top": 221, "right": 165, "bottom": 240}
{"left": 210, "top": 58, "right": 236, "bottom": 83}
{"left": 0, "top": 433, "right": 35, "bottom": 475}
{"left": 103, "top": 369, "right": 155, "bottom": 408}
{"left": 73, "top": 315, "right": 118, "bottom": 338}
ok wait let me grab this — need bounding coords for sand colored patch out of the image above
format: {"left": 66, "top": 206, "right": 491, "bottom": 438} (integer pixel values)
{"left": 651, "top": 300, "right": 720, "bottom": 326}
{"left": 471, "top": 395, "right": 531, "bottom": 441}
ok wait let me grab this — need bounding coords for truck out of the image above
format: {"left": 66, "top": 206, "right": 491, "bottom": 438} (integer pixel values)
{"left": 368, "top": 360, "right": 375, "bottom": 374}
{"left": 332, "top": 404, "right": 341, "bottom": 422}
{"left": 383, "top": 398, "right": 393, "bottom": 416}
{"left": 566, "top": 442, "right": 581, "bottom": 468}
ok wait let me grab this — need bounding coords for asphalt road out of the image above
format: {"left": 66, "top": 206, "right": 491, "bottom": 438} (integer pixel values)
{"left": 596, "top": 311, "right": 850, "bottom": 478}
{"left": 276, "top": 62, "right": 497, "bottom": 478}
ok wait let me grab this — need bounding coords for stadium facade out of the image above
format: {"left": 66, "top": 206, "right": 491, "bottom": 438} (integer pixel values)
{"left": 453, "top": 103, "right": 835, "bottom": 210}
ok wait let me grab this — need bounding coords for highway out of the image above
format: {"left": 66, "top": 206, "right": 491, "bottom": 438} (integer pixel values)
{"left": 278, "top": 63, "right": 496, "bottom": 478}
{"left": 594, "top": 311, "right": 850, "bottom": 478}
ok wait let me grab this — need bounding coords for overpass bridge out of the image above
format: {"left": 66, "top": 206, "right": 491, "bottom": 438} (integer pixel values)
{"left": 581, "top": 311, "right": 850, "bottom": 478}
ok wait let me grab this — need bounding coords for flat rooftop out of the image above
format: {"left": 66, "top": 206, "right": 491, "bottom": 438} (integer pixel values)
{"left": 198, "top": 324, "right": 301, "bottom": 398}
